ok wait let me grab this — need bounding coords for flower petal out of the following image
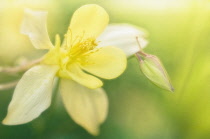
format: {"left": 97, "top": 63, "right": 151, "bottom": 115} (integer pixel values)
{"left": 81, "top": 46, "right": 127, "bottom": 79}
{"left": 66, "top": 63, "right": 103, "bottom": 89}
{"left": 21, "top": 8, "right": 53, "bottom": 49}
{"left": 60, "top": 79, "right": 108, "bottom": 135}
{"left": 3, "top": 65, "right": 59, "bottom": 125}
{"left": 97, "top": 24, "right": 148, "bottom": 57}
{"left": 68, "top": 4, "right": 109, "bottom": 44}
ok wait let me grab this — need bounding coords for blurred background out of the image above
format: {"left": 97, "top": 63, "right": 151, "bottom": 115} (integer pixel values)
{"left": 0, "top": 0, "right": 210, "bottom": 138}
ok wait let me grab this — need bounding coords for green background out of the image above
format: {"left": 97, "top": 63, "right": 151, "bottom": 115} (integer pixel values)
{"left": 0, "top": 0, "right": 210, "bottom": 138}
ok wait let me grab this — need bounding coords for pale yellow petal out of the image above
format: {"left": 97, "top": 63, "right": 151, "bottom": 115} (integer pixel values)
{"left": 60, "top": 79, "right": 108, "bottom": 135}
{"left": 81, "top": 46, "right": 127, "bottom": 79}
{"left": 66, "top": 63, "right": 103, "bottom": 89}
{"left": 97, "top": 24, "right": 148, "bottom": 57}
{"left": 68, "top": 4, "right": 109, "bottom": 44}
{"left": 3, "top": 65, "right": 59, "bottom": 125}
{"left": 21, "top": 8, "right": 53, "bottom": 49}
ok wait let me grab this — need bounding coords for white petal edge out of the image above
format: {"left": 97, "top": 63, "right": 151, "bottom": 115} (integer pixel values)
{"left": 60, "top": 79, "right": 108, "bottom": 135}
{"left": 3, "top": 65, "right": 59, "bottom": 125}
{"left": 97, "top": 24, "right": 148, "bottom": 57}
{"left": 21, "top": 8, "right": 54, "bottom": 49}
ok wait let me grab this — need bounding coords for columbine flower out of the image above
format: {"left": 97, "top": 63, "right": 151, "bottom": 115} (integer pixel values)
{"left": 2, "top": 4, "right": 147, "bottom": 135}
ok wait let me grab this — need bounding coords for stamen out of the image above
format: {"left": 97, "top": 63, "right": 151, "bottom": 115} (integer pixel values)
{"left": 66, "top": 29, "right": 72, "bottom": 48}
{"left": 69, "top": 30, "right": 85, "bottom": 49}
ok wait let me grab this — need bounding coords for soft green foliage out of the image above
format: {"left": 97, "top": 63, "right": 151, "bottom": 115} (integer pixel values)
{"left": 0, "top": 0, "right": 210, "bottom": 139}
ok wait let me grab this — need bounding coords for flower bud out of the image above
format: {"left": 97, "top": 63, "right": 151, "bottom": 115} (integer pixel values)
{"left": 138, "top": 54, "right": 174, "bottom": 92}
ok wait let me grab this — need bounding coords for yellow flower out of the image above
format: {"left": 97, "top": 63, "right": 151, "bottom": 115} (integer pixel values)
{"left": 2, "top": 4, "right": 127, "bottom": 135}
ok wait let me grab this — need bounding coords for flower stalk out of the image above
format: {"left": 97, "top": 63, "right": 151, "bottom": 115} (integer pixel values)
{"left": 0, "top": 58, "right": 42, "bottom": 90}
{"left": 0, "top": 58, "right": 42, "bottom": 74}
{"left": 0, "top": 80, "right": 19, "bottom": 91}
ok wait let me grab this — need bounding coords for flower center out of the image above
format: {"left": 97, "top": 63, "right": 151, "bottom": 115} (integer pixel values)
{"left": 42, "top": 35, "right": 98, "bottom": 78}
{"left": 68, "top": 38, "right": 98, "bottom": 58}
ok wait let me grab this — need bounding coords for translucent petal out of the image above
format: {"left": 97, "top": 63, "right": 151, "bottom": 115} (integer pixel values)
{"left": 68, "top": 4, "right": 109, "bottom": 45}
{"left": 67, "top": 63, "right": 103, "bottom": 89}
{"left": 60, "top": 79, "right": 108, "bottom": 135}
{"left": 21, "top": 8, "right": 53, "bottom": 49}
{"left": 3, "top": 65, "right": 59, "bottom": 125}
{"left": 97, "top": 24, "right": 148, "bottom": 57}
{"left": 81, "top": 46, "right": 127, "bottom": 79}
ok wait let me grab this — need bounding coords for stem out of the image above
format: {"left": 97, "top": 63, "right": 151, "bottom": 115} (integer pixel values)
{"left": 137, "top": 51, "right": 148, "bottom": 57}
{"left": 136, "top": 36, "right": 142, "bottom": 50}
{"left": 0, "top": 58, "right": 42, "bottom": 74}
{"left": 176, "top": 1, "right": 210, "bottom": 101}
{"left": 0, "top": 80, "right": 19, "bottom": 90}
{"left": 135, "top": 53, "right": 143, "bottom": 62}
{"left": 136, "top": 36, "right": 148, "bottom": 57}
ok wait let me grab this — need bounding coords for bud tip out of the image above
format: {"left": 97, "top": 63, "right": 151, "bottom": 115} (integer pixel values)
{"left": 170, "top": 85, "right": 175, "bottom": 93}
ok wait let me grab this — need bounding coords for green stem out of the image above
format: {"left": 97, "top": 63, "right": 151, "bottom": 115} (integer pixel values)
{"left": 175, "top": 1, "right": 210, "bottom": 101}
